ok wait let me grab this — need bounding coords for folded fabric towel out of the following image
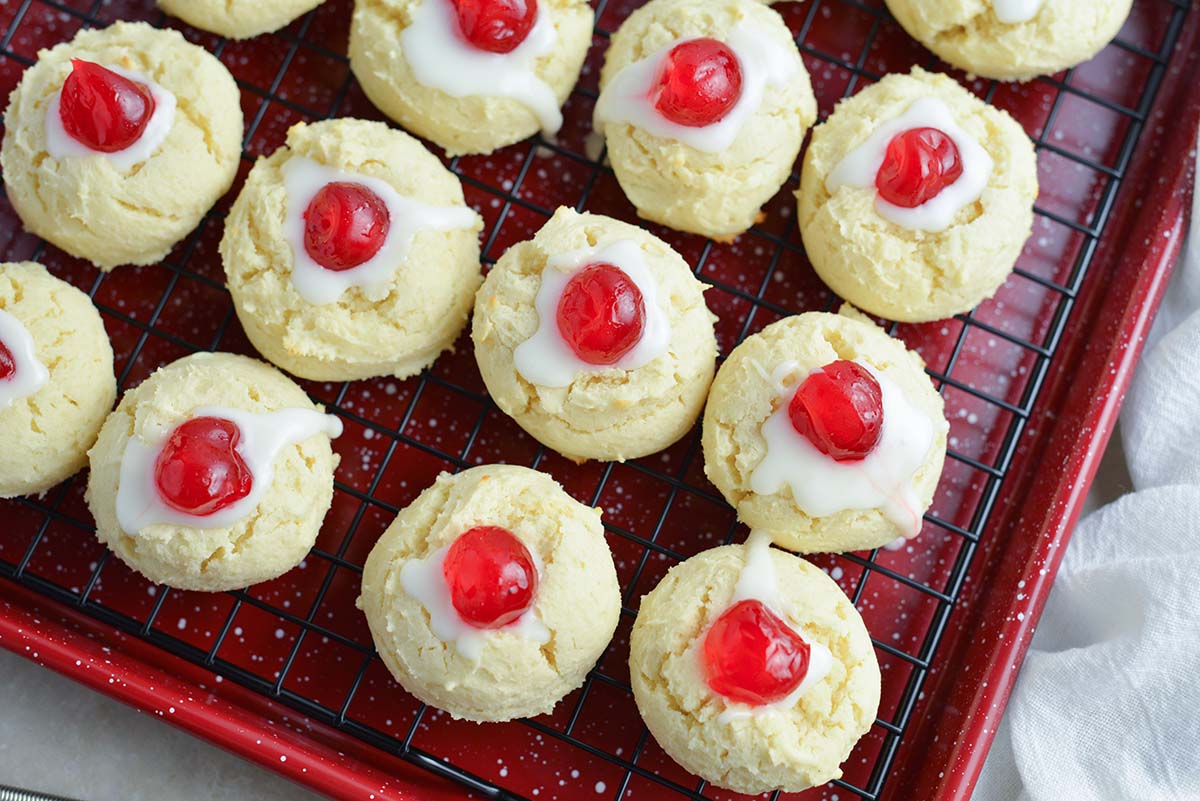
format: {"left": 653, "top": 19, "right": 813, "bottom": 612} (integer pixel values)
{"left": 973, "top": 154, "right": 1200, "bottom": 801}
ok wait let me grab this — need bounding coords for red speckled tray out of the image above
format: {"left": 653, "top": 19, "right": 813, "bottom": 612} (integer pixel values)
{"left": 0, "top": 1, "right": 1197, "bottom": 800}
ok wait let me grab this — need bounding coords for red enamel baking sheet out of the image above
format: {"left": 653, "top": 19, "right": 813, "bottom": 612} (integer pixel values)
{"left": 1, "top": 1, "right": 1197, "bottom": 800}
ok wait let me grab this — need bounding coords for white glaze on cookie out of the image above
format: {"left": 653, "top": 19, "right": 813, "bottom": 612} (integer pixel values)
{"left": 45, "top": 64, "right": 176, "bottom": 170}
{"left": 594, "top": 21, "right": 801, "bottom": 153}
{"left": 512, "top": 240, "right": 671, "bottom": 388}
{"left": 115, "top": 406, "right": 343, "bottom": 535}
{"left": 993, "top": 0, "right": 1045, "bottom": 23}
{"left": 826, "top": 96, "right": 994, "bottom": 232}
{"left": 282, "top": 156, "right": 480, "bottom": 305}
{"left": 750, "top": 361, "right": 933, "bottom": 538}
{"left": 400, "top": 0, "right": 562, "bottom": 137}
{"left": 399, "top": 540, "right": 550, "bottom": 661}
{"left": 711, "top": 530, "right": 834, "bottom": 724}
{"left": 0, "top": 309, "right": 49, "bottom": 410}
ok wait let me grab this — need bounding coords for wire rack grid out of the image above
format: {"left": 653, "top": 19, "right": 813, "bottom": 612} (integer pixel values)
{"left": 0, "top": 0, "right": 1191, "bottom": 799}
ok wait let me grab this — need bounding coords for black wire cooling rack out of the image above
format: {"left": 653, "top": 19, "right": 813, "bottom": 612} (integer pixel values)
{"left": 0, "top": 0, "right": 1193, "bottom": 799}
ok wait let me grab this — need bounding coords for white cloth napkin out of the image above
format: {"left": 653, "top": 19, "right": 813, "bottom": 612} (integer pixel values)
{"left": 972, "top": 157, "right": 1200, "bottom": 799}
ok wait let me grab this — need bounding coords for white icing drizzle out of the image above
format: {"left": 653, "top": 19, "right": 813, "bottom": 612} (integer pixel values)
{"left": 750, "top": 361, "right": 933, "bottom": 538}
{"left": 115, "top": 406, "right": 343, "bottom": 536}
{"left": 44, "top": 64, "right": 176, "bottom": 170}
{"left": 712, "top": 530, "right": 834, "bottom": 724}
{"left": 768, "top": 359, "right": 802, "bottom": 395}
{"left": 993, "top": 0, "right": 1045, "bottom": 23}
{"left": 0, "top": 309, "right": 49, "bottom": 410}
{"left": 282, "top": 157, "right": 480, "bottom": 305}
{"left": 825, "top": 96, "right": 994, "bottom": 232}
{"left": 399, "top": 539, "right": 550, "bottom": 661}
{"left": 593, "top": 21, "right": 801, "bottom": 153}
{"left": 512, "top": 239, "right": 671, "bottom": 388}
{"left": 400, "top": 0, "right": 562, "bottom": 137}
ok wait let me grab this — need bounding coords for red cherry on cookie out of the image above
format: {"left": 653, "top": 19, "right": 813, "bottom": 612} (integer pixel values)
{"left": 154, "top": 417, "right": 253, "bottom": 517}
{"left": 875, "top": 127, "right": 964, "bottom": 209}
{"left": 556, "top": 262, "right": 646, "bottom": 366}
{"left": 788, "top": 360, "right": 883, "bottom": 462}
{"left": 303, "top": 182, "right": 391, "bottom": 272}
{"left": 443, "top": 525, "right": 538, "bottom": 628}
{"left": 59, "top": 59, "right": 156, "bottom": 153}
{"left": 653, "top": 38, "right": 743, "bottom": 128}
{"left": 452, "top": 0, "right": 538, "bottom": 54}
{"left": 0, "top": 340, "right": 15, "bottom": 381}
{"left": 703, "top": 599, "right": 811, "bottom": 705}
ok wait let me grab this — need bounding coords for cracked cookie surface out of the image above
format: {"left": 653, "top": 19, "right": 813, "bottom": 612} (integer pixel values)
{"left": 471, "top": 207, "right": 717, "bottom": 463}
{"left": 221, "top": 118, "right": 483, "bottom": 382}
{"left": 884, "top": 0, "right": 1133, "bottom": 81}
{"left": 630, "top": 542, "right": 881, "bottom": 794}
{"left": 348, "top": 0, "right": 593, "bottom": 156}
{"left": 0, "top": 261, "right": 115, "bottom": 497}
{"left": 0, "top": 22, "right": 242, "bottom": 270}
{"left": 797, "top": 67, "right": 1038, "bottom": 323}
{"left": 357, "top": 464, "right": 621, "bottom": 722}
{"left": 702, "top": 308, "right": 948, "bottom": 553}
{"left": 86, "top": 352, "right": 339, "bottom": 592}
{"left": 158, "top": 0, "right": 326, "bottom": 39}
{"left": 596, "top": 0, "right": 817, "bottom": 240}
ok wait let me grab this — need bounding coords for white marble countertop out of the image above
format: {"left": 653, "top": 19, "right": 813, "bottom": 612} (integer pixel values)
{"left": 0, "top": 435, "right": 1133, "bottom": 801}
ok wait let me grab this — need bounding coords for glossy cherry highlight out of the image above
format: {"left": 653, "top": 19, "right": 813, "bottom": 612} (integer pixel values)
{"left": 59, "top": 59, "right": 156, "bottom": 153}
{"left": 153, "top": 417, "right": 253, "bottom": 517}
{"left": 788, "top": 360, "right": 884, "bottom": 462}
{"left": 653, "top": 38, "right": 743, "bottom": 128}
{"left": 875, "top": 127, "right": 964, "bottom": 208}
{"left": 703, "top": 599, "right": 810, "bottom": 705}
{"left": 556, "top": 262, "right": 646, "bottom": 365}
{"left": 443, "top": 526, "right": 538, "bottom": 628}
{"left": 452, "top": 0, "right": 538, "bottom": 54}
{"left": 0, "top": 340, "right": 15, "bottom": 381}
{"left": 303, "top": 182, "right": 391, "bottom": 272}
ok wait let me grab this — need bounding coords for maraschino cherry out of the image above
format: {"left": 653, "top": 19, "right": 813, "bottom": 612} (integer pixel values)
{"left": 303, "top": 182, "right": 391, "bottom": 272}
{"left": 556, "top": 262, "right": 646, "bottom": 365}
{"left": 0, "top": 340, "right": 15, "bottom": 381}
{"left": 653, "top": 38, "right": 743, "bottom": 128}
{"left": 452, "top": 0, "right": 538, "bottom": 54}
{"left": 443, "top": 525, "right": 538, "bottom": 628}
{"left": 703, "top": 599, "right": 810, "bottom": 705}
{"left": 154, "top": 417, "right": 253, "bottom": 516}
{"left": 59, "top": 59, "right": 156, "bottom": 153}
{"left": 875, "top": 127, "right": 964, "bottom": 208}
{"left": 788, "top": 360, "right": 883, "bottom": 462}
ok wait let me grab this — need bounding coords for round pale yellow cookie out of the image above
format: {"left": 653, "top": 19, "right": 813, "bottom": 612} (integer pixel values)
{"left": 349, "top": 0, "right": 593, "bottom": 156}
{"left": 0, "top": 262, "right": 115, "bottom": 498}
{"left": 221, "top": 118, "right": 483, "bottom": 382}
{"left": 885, "top": 0, "right": 1133, "bottom": 81}
{"left": 86, "top": 352, "right": 340, "bottom": 592}
{"left": 159, "top": 0, "right": 326, "bottom": 39}
{"left": 797, "top": 67, "right": 1038, "bottom": 322}
{"left": 1, "top": 22, "right": 243, "bottom": 270}
{"left": 596, "top": 0, "right": 817, "bottom": 240}
{"left": 472, "top": 206, "right": 717, "bottom": 463}
{"left": 630, "top": 539, "right": 881, "bottom": 794}
{"left": 357, "top": 464, "right": 621, "bottom": 722}
{"left": 702, "top": 308, "right": 948, "bottom": 553}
